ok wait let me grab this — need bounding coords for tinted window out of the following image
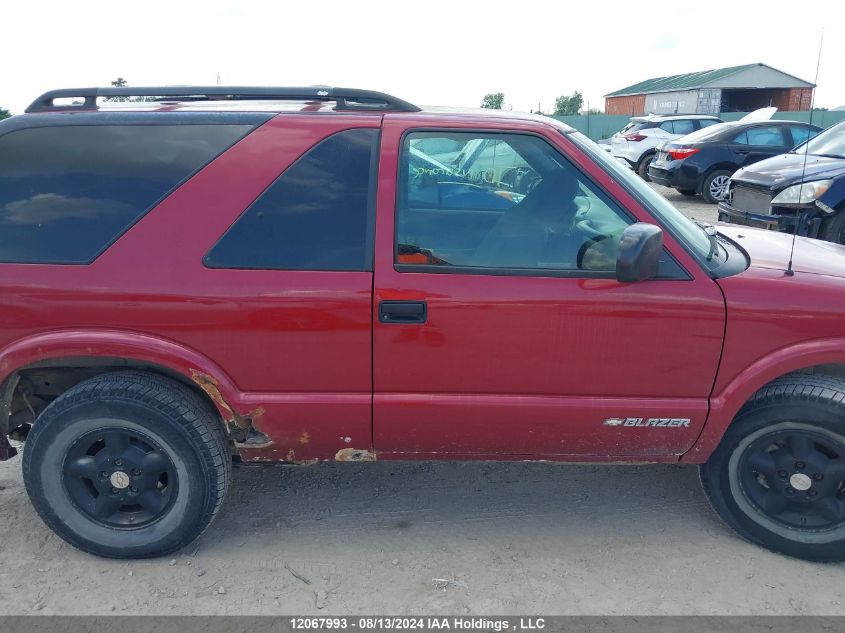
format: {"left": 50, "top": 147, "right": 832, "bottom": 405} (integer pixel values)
{"left": 206, "top": 128, "right": 377, "bottom": 271}
{"left": 739, "top": 126, "right": 786, "bottom": 146}
{"left": 698, "top": 119, "right": 719, "bottom": 129}
{"left": 659, "top": 122, "right": 674, "bottom": 133}
{"left": 789, "top": 125, "right": 815, "bottom": 146}
{"left": 795, "top": 120, "right": 845, "bottom": 158}
{"left": 672, "top": 119, "right": 695, "bottom": 135}
{"left": 0, "top": 124, "right": 251, "bottom": 264}
{"left": 397, "top": 132, "right": 632, "bottom": 273}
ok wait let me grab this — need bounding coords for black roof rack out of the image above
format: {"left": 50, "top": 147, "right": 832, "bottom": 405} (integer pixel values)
{"left": 25, "top": 86, "right": 421, "bottom": 114}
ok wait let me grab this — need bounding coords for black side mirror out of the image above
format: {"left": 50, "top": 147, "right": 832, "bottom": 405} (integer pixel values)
{"left": 616, "top": 223, "right": 663, "bottom": 283}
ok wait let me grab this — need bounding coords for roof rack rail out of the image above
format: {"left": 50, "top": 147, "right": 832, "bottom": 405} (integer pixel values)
{"left": 25, "top": 86, "right": 421, "bottom": 114}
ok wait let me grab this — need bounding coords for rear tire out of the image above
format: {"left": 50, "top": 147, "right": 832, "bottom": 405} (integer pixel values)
{"left": 701, "top": 169, "right": 732, "bottom": 204}
{"left": 22, "top": 371, "right": 231, "bottom": 558}
{"left": 636, "top": 153, "right": 655, "bottom": 181}
{"left": 700, "top": 374, "right": 845, "bottom": 562}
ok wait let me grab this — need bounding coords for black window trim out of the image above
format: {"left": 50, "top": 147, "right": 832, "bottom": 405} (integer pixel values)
{"left": 202, "top": 125, "right": 381, "bottom": 273}
{"left": 394, "top": 127, "right": 691, "bottom": 281}
{"left": 0, "top": 118, "right": 263, "bottom": 266}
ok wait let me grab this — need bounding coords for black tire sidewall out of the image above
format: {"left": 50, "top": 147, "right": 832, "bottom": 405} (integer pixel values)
{"left": 702, "top": 403, "right": 845, "bottom": 561}
{"left": 24, "top": 398, "right": 214, "bottom": 558}
{"left": 637, "top": 153, "right": 654, "bottom": 180}
{"left": 821, "top": 211, "right": 845, "bottom": 245}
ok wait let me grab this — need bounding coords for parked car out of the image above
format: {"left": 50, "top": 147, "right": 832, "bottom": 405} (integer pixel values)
{"left": 649, "top": 120, "right": 822, "bottom": 203}
{"left": 718, "top": 120, "right": 845, "bottom": 244}
{"left": 610, "top": 114, "right": 722, "bottom": 180}
{"left": 4, "top": 86, "right": 845, "bottom": 562}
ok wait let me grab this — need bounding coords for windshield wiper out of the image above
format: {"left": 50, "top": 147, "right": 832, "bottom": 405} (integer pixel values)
{"left": 693, "top": 220, "right": 719, "bottom": 261}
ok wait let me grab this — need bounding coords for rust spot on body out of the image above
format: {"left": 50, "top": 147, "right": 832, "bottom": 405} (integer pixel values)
{"left": 298, "top": 431, "right": 311, "bottom": 444}
{"left": 334, "top": 448, "right": 376, "bottom": 462}
{"left": 190, "top": 369, "right": 267, "bottom": 439}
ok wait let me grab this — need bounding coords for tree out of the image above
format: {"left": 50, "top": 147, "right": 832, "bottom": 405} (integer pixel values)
{"left": 0, "top": 107, "right": 11, "bottom": 121}
{"left": 107, "top": 77, "right": 130, "bottom": 102}
{"left": 481, "top": 92, "right": 504, "bottom": 109}
{"left": 554, "top": 91, "right": 584, "bottom": 116}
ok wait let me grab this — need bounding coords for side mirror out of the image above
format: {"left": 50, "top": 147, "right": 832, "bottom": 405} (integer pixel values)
{"left": 616, "top": 223, "right": 663, "bottom": 283}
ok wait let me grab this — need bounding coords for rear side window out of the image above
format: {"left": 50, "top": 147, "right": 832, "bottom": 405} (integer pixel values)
{"left": 205, "top": 128, "right": 378, "bottom": 271}
{"left": 0, "top": 124, "right": 251, "bottom": 264}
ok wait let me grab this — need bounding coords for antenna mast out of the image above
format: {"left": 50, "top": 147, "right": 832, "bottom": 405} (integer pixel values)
{"left": 786, "top": 28, "right": 824, "bottom": 276}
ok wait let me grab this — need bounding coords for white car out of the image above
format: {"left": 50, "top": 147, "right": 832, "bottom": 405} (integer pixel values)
{"left": 611, "top": 114, "right": 722, "bottom": 180}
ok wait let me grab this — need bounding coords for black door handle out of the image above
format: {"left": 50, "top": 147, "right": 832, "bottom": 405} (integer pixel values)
{"left": 379, "top": 301, "right": 427, "bottom": 324}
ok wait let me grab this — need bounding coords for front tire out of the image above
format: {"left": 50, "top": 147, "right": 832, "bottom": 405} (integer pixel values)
{"left": 821, "top": 211, "right": 845, "bottom": 245}
{"left": 22, "top": 371, "right": 231, "bottom": 558}
{"left": 701, "top": 375, "right": 845, "bottom": 562}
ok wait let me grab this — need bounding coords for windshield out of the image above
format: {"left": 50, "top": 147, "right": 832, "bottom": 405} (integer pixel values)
{"left": 568, "top": 131, "right": 725, "bottom": 270}
{"left": 793, "top": 120, "right": 845, "bottom": 158}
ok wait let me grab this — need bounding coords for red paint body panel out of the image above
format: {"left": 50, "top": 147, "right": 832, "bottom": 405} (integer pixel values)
{"left": 372, "top": 115, "right": 725, "bottom": 457}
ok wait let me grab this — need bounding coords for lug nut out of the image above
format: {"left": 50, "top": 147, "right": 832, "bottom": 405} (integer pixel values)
{"left": 130, "top": 486, "right": 138, "bottom": 493}
{"left": 114, "top": 459, "right": 123, "bottom": 467}
{"left": 808, "top": 490, "right": 818, "bottom": 497}
{"left": 777, "top": 470, "right": 788, "bottom": 478}
{"left": 795, "top": 461, "right": 805, "bottom": 470}
{"left": 100, "top": 471, "right": 109, "bottom": 479}
{"left": 786, "top": 487, "right": 796, "bottom": 495}
{"left": 132, "top": 469, "right": 141, "bottom": 476}
{"left": 814, "top": 473, "right": 824, "bottom": 481}
{"left": 111, "top": 487, "right": 119, "bottom": 494}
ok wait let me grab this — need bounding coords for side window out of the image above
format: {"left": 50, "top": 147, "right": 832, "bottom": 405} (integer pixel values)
{"left": 659, "top": 121, "right": 674, "bottom": 133}
{"left": 746, "top": 126, "right": 787, "bottom": 146}
{"left": 732, "top": 131, "right": 748, "bottom": 145}
{"left": 0, "top": 124, "right": 251, "bottom": 264}
{"left": 397, "top": 132, "right": 633, "bottom": 273}
{"left": 206, "top": 128, "right": 378, "bottom": 271}
{"left": 698, "top": 119, "right": 719, "bottom": 129}
{"left": 790, "top": 125, "right": 814, "bottom": 146}
{"left": 672, "top": 119, "right": 695, "bottom": 135}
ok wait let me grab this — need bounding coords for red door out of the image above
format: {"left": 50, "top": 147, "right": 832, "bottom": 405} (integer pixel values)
{"left": 372, "top": 115, "right": 725, "bottom": 461}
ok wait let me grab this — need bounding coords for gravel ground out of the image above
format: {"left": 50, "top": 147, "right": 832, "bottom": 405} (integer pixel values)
{"left": 648, "top": 182, "right": 719, "bottom": 224}
{"left": 2, "top": 184, "right": 843, "bottom": 616}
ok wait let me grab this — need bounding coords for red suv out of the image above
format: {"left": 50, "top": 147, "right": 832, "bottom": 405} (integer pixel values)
{"left": 2, "top": 86, "right": 845, "bottom": 561}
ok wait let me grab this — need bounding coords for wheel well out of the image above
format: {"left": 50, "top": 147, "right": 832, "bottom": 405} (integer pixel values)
{"left": 703, "top": 164, "right": 738, "bottom": 181}
{"left": 1, "top": 358, "right": 227, "bottom": 441}
{"left": 746, "top": 363, "right": 845, "bottom": 408}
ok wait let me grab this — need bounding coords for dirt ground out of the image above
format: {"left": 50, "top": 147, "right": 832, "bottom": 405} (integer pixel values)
{"left": 2, "top": 457, "right": 845, "bottom": 615}
{"left": 3, "top": 186, "right": 843, "bottom": 616}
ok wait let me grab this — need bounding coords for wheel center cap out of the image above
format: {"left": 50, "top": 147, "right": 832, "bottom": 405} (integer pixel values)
{"left": 110, "top": 471, "right": 130, "bottom": 490}
{"left": 789, "top": 473, "right": 812, "bottom": 491}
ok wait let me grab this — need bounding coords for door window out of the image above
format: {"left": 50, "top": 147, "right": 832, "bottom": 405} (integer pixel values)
{"left": 397, "top": 132, "right": 633, "bottom": 273}
{"left": 789, "top": 125, "right": 815, "bottom": 146}
{"left": 736, "top": 126, "right": 787, "bottom": 146}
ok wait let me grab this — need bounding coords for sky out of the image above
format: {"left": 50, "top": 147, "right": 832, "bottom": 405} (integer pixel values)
{"left": 2, "top": 0, "right": 844, "bottom": 115}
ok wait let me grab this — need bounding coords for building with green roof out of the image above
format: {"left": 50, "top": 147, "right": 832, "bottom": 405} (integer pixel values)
{"left": 604, "top": 63, "right": 814, "bottom": 116}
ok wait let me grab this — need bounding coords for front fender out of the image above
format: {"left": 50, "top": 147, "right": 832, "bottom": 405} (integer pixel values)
{"left": 0, "top": 328, "right": 246, "bottom": 425}
{"left": 682, "top": 336, "right": 845, "bottom": 463}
